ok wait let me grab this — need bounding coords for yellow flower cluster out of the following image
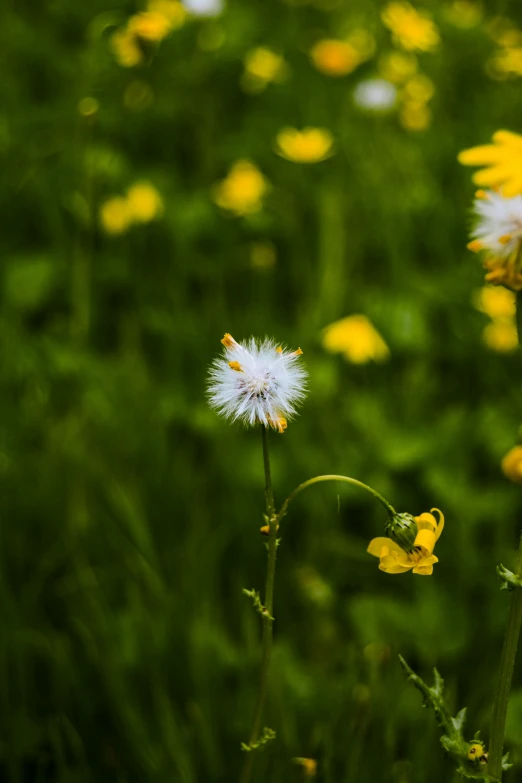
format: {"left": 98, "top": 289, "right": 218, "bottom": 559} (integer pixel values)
{"left": 321, "top": 315, "right": 389, "bottom": 364}
{"left": 275, "top": 127, "right": 334, "bottom": 164}
{"left": 381, "top": 2, "right": 440, "bottom": 53}
{"left": 398, "top": 73, "right": 435, "bottom": 131}
{"left": 213, "top": 160, "right": 268, "bottom": 215}
{"left": 502, "top": 446, "right": 522, "bottom": 484}
{"left": 242, "top": 48, "right": 288, "bottom": 93}
{"left": 486, "top": 17, "right": 522, "bottom": 79}
{"left": 473, "top": 286, "right": 518, "bottom": 353}
{"left": 111, "top": 0, "right": 186, "bottom": 67}
{"left": 368, "top": 509, "right": 444, "bottom": 576}
{"left": 99, "top": 182, "right": 164, "bottom": 235}
{"left": 459, "top": 130, "right": 522, "bottom": 198}
{"left": 310, "top": 30, "right": 375, "bottom": 77}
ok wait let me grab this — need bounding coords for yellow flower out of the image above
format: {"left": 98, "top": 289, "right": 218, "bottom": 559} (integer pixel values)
{"left": 128, "top": 11, "right": 173, "bottom": 41}
{"left": 368, "top": 509, "right": 444, "bottom": 576}
{"left": 381, "top": 2, "right": 440, "bottom": 52}
{"left": 482, "top": 321, "right": 518, "bottom": 352}
{"left": 111, "top": 27, "right": 143, "bottom": 67}
{"left": 244, "top": 48, "right": 286, "bottom": 83}
{"left": 99, "top": 197, "right": 132, "bottom": 235}
{"left": 444, "top": 1, "right": 483, "bottom": 29}
{"left": 473, "top": 285, "right": 515, "bottom": 319}
{"left": 402, "top": 74, "right": 435, "bottom": 102}
{"left": 458, "top": 130, "right": 522, "bottom": 198}
{"left": 502, "top": 446, "right": 522, "bottom": 483}
{"left": 489, "top": 47, "right": 522, "bottom": 78}
{"left": 379, "top": 50, "right": 418, "bottom": 83}
{"left": 310, "top": 39, "right": 362, "bottom": 76}
{"left": 126, "top": 181, "right": 164, "bottom": 222}
{"left": 293, "top": 758, "right": 317, "bottom": 777}
{"left": 213, "top": 160, "right": 268, "bottom": 215}
{"left": 275, "top": 127, "right": 334, "bottom": 163}
{"left": 322, "top": 315, "right": 389, "bottom": 364}
{"left": 148, "top": 0, "right": 186, "bottom": 28}
{"left": 399, "top": 100, "right": 431, "bottom": 131}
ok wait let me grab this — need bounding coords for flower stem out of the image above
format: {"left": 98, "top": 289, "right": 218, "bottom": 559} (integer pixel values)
{"left": 240, "top": 426, "right": 277, "bottom": 783}
{"left": 489, "top": 534, "right": 522, "bottom": 780}
{"left": 489, "top": 291, "right": 522, "bottom": 780}
{"left": 277, "top": 474, "right": 396, "bottom": 522}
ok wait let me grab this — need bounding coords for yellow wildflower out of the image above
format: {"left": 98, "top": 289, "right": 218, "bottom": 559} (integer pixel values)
{"left": 381, "top": 2, "right": 440, "bottom": 52}
{"left": 399, "top": 100, "right": 431, "bottom": 131}
{"left": 128, "top": 11, "right": 172, "bottom": 41}
{"left": 310, "top": 39, "right": 361, "bottom": 76}
{"left": 402, "top": 74, "right": 435, "bottom": 102}
{"left": 275, "top": 127, "right": 334, "bottom": 163}
{"left": 379, "top": 50, "right": 418, "bottom": 83}
{"left": 347, "top": 28, "right": 376, "bottom": 60}
{"left": 322, "top": 315, "right": 389, "bottom": 364}
{"left": 482, "top": 321, "right": 518, "bottom": 352}
{"left": 444, "top": 1, "right": 483, "bottom": 29}
{"left": 243, "top": 48, "right": 287, "bottom": 92}
{"left": 126, "top": 182, "right": 164, "bottom": 222}
{"left": 368, "top": 509, "right": 444, "bottom": 576}
{"left": 458, "top": 130, "right": 522, "bottom": 198}
{"left": 489, "top": 47, "right": 522, "bottom": 78}
{"left": 502, "top": 446, "right": 522, "bottom": 483}
{"left": 213, "top": 160, "right": 268, "bottom": 215}
{"left": 148, "top": 0, "right": 186, "bottom": 28}
{"left": 293, "top": 758, "right": 317, "bottom": 777}
{"left": 473, "top": 285, "right": 515, "bottom": 319}
{"left": 99, "top": 197, "right": 132, "bottom": 235}
{"left": 111, "top": 27, "right": 143, "bottom": 67}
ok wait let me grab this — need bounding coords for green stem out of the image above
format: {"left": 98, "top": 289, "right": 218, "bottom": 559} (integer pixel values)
{"left": 489, "top": 534, "right": 522, "bottom": 780}
{"left": 277, "top": 474, "right": 396, "bottom": 522}
{"left": 489, "top": 291, "right": 522, "bottom": 780}
{"left": 240, "top": 426, "right": 277, "bottom": 783}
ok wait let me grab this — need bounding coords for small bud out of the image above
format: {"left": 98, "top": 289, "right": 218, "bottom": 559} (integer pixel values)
{"left": 385, "top": 512, "right": 419, "bottom": 553}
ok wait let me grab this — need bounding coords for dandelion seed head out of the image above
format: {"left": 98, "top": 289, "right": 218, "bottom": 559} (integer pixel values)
{"left": 471, "top": 189, "right": 522, "bottom": 259}
{"left": 207, "top": 333, "right": 307, "bottom": 430}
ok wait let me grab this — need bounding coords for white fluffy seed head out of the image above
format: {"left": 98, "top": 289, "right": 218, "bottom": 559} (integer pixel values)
{"left": 471, "top": 190, "right": 522, "bottom": 260}
{"left": 207, "top": 333, "right": 307, "bottom": 431}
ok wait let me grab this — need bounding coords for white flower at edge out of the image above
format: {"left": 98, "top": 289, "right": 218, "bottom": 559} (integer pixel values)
{"left": 182, "top": 0, "right": 223, "bottom": 16}
{"left": 353, "top": 79, "right": 397, "bottom": 112}
{"left": 208, "top": 333, "right": 307, "bottom": 431}
{"left": 469, "top": 189, "right": 522, "bottom": 260}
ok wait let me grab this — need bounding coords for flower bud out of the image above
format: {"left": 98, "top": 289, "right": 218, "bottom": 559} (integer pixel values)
{"left": 385, "top": 512, "right": 419, "bottom": 553}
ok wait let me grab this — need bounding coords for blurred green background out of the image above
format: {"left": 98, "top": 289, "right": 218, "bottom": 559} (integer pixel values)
{"left": 3, "top": 0, "right": 522, "bottom": 780}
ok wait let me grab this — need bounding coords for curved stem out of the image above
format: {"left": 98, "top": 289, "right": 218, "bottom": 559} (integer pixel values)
{"left": 240, "top": 426, "right": 277, "bottom": 783}
{"left": 277, "top": 474, "right": 396, "bottom": 522}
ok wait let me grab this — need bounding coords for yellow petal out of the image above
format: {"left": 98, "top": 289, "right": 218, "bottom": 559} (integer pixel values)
{"left": 430, "top": 508, "right": 444, "bottom": 541}
{"left": 492, "top": 129, "right": 522, "bottom": 147}
{"left": 367, "top": 537, "right": 403, "bottom": 557}
{"left": 413, "top": 528, "right": 436, "bottom": 554}
{"left": 415, "top": 512, "right": 437, "bottom": 531}
{"left": 379, "top": 557, "right": 412, "bottom": 574}
{"left": 412, "top": 564, "right": 433, "bottom": 575}
{"left": 458, "top": 145, "right": 508, "bottom": 166}
{"left": 472, "top": 164, "right": 514, "bottom": 187}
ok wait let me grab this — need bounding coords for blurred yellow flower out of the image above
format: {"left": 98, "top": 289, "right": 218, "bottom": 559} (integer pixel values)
{"left": 502, "top": 445, "right": 522, "bottom": 483}
{"left": 275, "top": 127, "right": 334, "bottom": 163}
{"left": 100, "top": 197, "right": 132, "bottom": 235}
{"left": 128, "top": 11, "right": 172, "bottom": 41}
{"left": 126, "top": 181, "right": 164, "bottom": 222}
{"left": 310, "top": 39, "right": 361, "bottom": 76}
{"left": 482, "top": 321, "right": 518, "bottom": 352}
{"left": 382, "top": 2, "right": 440, "bottom": 52}
{"left": 379, "top": 50, "right": 418, "bottom": 82}
{"left": 403, "top": 74, "right": 435, "bottom": 102}
{"left": 473, "top": 285, "right": 515, "bottom": 319}
{"left": 444, "top": 1, "right": 483, "bottom": 29}
{"left": 347, "top": 28, "right": 376, "bottom": 59}
{"left": 489, "top": 47, "right": 522, "bottom": 78}
{"left": 111, "top": 27, "right": 143, "bottom": 67}
{"left": 213, "top": 160, "right": 268, "bottom": 215}
{"left": 399, "top": 100, "right": 431, "bottom": 131}
{"left": 458, "top": 130, "right": 522, "bottom": 197}
{"left": 293, "top": 758, "right": 317, "bottom": 777}
{"left": 486, "top": 17, "right": 522, "bottom": 48}
{"left": 148, "top": 0, "right": 187, "bottom": 28}
{"left": 322, "top": 315, "right": 389, "bottom": 364}
{"left": 368, "top": 509, "right": 444, "bottom": 575}
{"left": 243, "top": 48, "right": 287, "bottom": 92}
